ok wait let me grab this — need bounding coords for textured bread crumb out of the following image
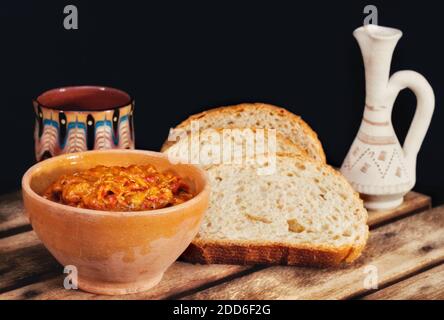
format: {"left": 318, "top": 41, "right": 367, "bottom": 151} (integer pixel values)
{"left": 197, "top": 155, "right": 368, "bottom": 253}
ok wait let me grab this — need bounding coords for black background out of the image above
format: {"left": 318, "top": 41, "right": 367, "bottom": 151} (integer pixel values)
{"left": 1, "top": 1, "right": 443, "bottom": 203}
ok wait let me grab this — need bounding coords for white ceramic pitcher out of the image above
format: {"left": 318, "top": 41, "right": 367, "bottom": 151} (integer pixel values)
{"left": 341, "top": 25, "right": 435, "bottom": 210}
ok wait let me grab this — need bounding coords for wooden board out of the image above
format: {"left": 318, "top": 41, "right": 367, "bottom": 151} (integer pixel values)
{"left": 0, "top": 262, "right": 252, "bottom": 300}
{"left": 0, "top": 192, "right": 30, "bottom": 238}
{"left": 0, "top": 191, "right": 437, "bottom": 300}
{"left": 367, "top": 192, "right": 431, "bottom": 226}
{"left": 0, "top": 232, "right": 62, "bottom": 293}
{"left": 182, "top": 206, "right": 444, "bottom": 300}
{"left": 362, "top": 263, "right": 444, "bottom": 300}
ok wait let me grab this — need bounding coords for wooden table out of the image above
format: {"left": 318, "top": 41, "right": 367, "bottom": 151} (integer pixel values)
{"left": 0, "top": 191, "right": 443, "bottom": 300}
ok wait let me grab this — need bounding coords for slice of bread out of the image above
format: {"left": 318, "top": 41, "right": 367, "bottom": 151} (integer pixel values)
{"left": 164, "top": 127, "right": 308, "bottom": 167}
{"left": 181, "top": 154, "right": 368, "bottom": 267}
{"left": 161, "top": 103, "right": 326, "bottom": 163}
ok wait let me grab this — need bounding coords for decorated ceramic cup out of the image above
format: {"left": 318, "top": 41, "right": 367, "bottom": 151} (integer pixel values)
{"left": 33, "top": 86, "right": 135, "bottom": 161}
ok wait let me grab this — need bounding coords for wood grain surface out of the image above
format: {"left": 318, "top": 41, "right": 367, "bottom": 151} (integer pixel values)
{"left": 362, "top": 263, "right": 444, "bottom": 300}
{"left": 0, "top": 192, "right": 29, "bottom": 238}
{"left": 0, "top": 262, "right": 252, "bottom": 300}
{"left": 182, "top": 206, "right": 444, "bottom": 300}
{"left": 367, "top": 192, "right": 431, "bottom": 226}
{"left": 0, "top": 231, "right": 61, "bottom": 293}
{"left": 0, "top": 191, "right": 438, "bottom": 300}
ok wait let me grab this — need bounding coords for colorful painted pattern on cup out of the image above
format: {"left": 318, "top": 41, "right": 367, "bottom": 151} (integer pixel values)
{"left": 34, "top": 102, "right": 135, "bottom": 161}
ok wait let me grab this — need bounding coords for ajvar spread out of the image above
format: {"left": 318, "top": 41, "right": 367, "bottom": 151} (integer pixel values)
{"left": 43, "top": 165, "right": 193, "bottom": 211}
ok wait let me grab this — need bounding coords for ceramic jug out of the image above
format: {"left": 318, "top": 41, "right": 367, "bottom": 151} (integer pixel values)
{"left": 341, "top": 25, "right": 434, "bottom": 210}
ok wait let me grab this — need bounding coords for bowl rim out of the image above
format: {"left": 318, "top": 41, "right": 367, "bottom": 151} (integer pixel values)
{"left": 21, "top": 149, "right": 210, "bottom": 217}
{"left": 34, "top": 85, "right": 133, "bottom": 112}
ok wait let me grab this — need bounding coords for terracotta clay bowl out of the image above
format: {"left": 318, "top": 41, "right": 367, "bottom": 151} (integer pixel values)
{"left": 22, "top": 149, "right": 210, "bottom": 295}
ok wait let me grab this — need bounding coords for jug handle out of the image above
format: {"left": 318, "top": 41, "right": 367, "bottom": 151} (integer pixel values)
{"left": 388, "top": 70, "right": 435, "bottom": 172}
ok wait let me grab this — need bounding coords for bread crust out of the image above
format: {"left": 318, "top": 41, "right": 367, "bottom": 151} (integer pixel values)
{"left": 161, "top": 103, "right": 326, "bottom": 163}
{"left": 181, "top": 238, "right": 367, "bottom": 267}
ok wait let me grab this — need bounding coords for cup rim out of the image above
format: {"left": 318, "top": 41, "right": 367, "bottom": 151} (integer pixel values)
{"left": 35, "top": 86, "right": 133, "bottom": 112}
{"left": 22, "top": 149, "right": 210, "bottom": 218}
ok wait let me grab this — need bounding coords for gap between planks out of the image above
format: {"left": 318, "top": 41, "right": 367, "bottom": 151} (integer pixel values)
{"left": 0, "top": 192, "right": 435, "bottom": 300}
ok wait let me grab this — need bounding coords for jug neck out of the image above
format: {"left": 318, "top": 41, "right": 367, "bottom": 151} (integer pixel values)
{"left": 354, "top": 25, "right": 402, "bottom": 107}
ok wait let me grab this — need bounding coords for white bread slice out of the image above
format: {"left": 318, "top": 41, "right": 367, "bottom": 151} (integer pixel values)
{"left": 164, "top": 127, "right": 308, "bottom": 167}
{"left": 181, "top": 155, "right": 368, "bottom": 266}
{"left": 161, "top": 103, "right": 326, "bottom": 163}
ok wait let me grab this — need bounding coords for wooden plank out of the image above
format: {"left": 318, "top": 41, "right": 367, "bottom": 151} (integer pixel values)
{"left": 362, "top": 263, "right": 444, "bottom": 300}
{"left": 181, "top": 206, "right": 444, "bottom": 300}
{"left": 0, "top": 232, "right": 61, "bottom": 293}
{"left": 0, "top": 191, "right": 29, "bottom": 237}
{"left": 0, "top": 230, "right": 250, "bottom": 299}
{"left": 0, "top": 261, "right": 249, "bottom": 300}
{"left": 0, "top": 191, "right": 433, "bottom": 299}
{"left": 367, "top": 192, "right": 431, "bottom": 226}
{"left": 0, "top": 229, "right": 40, "bottom": 253}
